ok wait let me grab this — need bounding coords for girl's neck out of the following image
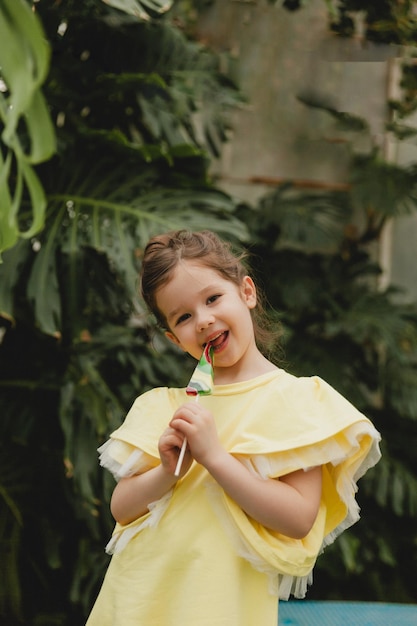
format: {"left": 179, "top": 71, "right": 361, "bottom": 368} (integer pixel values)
{"left": 213, "top": 352, "right": 277, "bottom": 386}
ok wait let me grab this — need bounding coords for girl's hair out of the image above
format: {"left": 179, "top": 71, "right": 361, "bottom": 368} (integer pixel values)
{"left": 140, "top": 230, "right": 282, "bottom": 359}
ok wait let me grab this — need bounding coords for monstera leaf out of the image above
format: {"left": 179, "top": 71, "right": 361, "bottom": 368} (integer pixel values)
{"left": 0, "top": 160, "right": 247, "bottom": 336}
{"left": 0, "top": 0, "right": 175, "bottom": 260}
{"left": 0, "top": 0, "right": 56, "bottom": 259}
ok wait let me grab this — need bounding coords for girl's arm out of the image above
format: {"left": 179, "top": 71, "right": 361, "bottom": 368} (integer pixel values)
{"left": 204, "top": 454, "right": 322, "bottom": 539}
{"left": 110, "top": 465, "right": 177, "bottom": 526}
{"left": 170, "top": 402, "right": 322, "bottom": 539}
{"left": 110, "top": 425, "right": 192, "bottom": 526}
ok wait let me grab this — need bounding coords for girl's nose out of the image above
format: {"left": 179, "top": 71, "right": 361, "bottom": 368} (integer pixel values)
{"left": 197, "top": 311, "right": 214, "bottom": 332}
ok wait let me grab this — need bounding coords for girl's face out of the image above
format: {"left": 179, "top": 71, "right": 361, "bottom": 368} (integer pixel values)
{"left": 155, "top": 260, "right": 262, "bottom": 383}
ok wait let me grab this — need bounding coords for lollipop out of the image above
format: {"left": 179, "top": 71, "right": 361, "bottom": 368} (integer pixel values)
{"left": 186, "top": 343, "right": 214, "bottom": 397}
{"left": 174, "top": 343, "right": 214, "bottom": 476}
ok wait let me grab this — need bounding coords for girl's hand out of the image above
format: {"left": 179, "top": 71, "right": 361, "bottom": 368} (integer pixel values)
{"left": 169, "top": 402, "right": 224, "bottom": 468}
{"left": 158, "top": 426, "right": 192, "bottom": 478}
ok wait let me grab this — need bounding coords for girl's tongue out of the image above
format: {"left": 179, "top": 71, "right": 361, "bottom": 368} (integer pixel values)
{"left": 211, "top": 331, "right": 228, "bottom": 350}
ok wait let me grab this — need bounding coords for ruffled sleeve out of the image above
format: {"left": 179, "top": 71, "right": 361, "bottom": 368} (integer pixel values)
{"left": 97, "top": 387, "right": 180, "bottom": 555}
{"left": 205, "top": 373, "right": 381, "bottom": 600}
{"left": 98, "top": 439, "right": 158, "bottom": 481}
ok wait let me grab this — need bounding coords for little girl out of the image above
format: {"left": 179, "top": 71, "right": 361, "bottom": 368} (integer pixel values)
{"left": 86, "top": 229, "right": 381, "bottom": 626}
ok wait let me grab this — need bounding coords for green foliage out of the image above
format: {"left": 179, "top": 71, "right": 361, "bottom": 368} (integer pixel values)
{"left": 327, "top": 0, "right": 417, "bottom": 44}
{"left": 0, "top": 0, "right": 242, "bottom": 260}
{"left": 296, "top": 94, "right": 417, "bottom": 219}
{"left": 0, "top": 168, "right": 244, "bottom": 335}
{"left": 0, "top": 1, "right": 247, "bottom": 623}
{"left": 0, "top": 0, "right": 56, "bottom": 259}
{"left": 257, "top": 184, "right": 353, "bottom": 253}
{"left": 271, "top": 1, "right": 417, "bottom": 47}
{"left": 389, "top": 60, "right": 417, "bottom": 134}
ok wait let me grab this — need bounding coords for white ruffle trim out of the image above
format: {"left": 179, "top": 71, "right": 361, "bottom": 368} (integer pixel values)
{"left": 278, "top": 571, "right": 313, "bottom": 600}
{"left": 98, "top": 439, "right": 157, "bottom": 481}
{"left": 105, "top": 490, "right": 173, "bottom": 555}
{"left": 237, "top": 422, "right": 380, "bottom": 483}
{"left": 98, "top": 440, "right": 173, "bottom": 555}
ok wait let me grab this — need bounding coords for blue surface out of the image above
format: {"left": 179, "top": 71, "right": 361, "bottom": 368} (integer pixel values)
{"left": 279, "top": 601, "right": 417, "bottom": 625}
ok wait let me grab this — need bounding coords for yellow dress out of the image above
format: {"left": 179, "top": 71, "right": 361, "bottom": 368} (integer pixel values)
{"left": 86, "top": 369, "right": 381, "bottom": 626}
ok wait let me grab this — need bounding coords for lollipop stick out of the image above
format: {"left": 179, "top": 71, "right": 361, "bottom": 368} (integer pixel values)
{"left": 174, "top": 437, "right": 188, "bottom": 477}
{"left": 174, "top": 394, "right": 199, "bottom": 477}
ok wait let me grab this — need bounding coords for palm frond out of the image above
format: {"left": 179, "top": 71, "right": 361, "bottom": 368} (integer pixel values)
{"left": 0, "top": 169, "right": 247, "bottom": 334}
{"left": 385, "top": 358, "right": 417, "bottom": 420}
{"left": 364, "top": 450, "right": 417, "bottom": 517}
{"left": 258, "top": 186, "right": 352, "bottom": 252}
{"left": 0, "top": 446, "right": 27, "bottom": 620}
{"left": 297, "top": 92, "right": 369, "bottom": 133}
{"left": 59, "top": 353, "right": 126, "bottom": 509}
{"left": 351, "top": 152, "right": 417, "bottom": 217}
{"left": 386, "top": 121, "right": 417, "bottom": 141}
{"left": 324, "top": 288, "right": 417, "bottom": 357}
{"left": 69, "top": 537, "right": 111, "bottom": 613}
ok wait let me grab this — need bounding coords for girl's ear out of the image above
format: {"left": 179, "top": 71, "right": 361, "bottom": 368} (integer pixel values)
{"left": 241, "top": 275, "right": 257, "bottom": 309}
{"left": 165, "top": 330, "right": 185, "bottom": 350}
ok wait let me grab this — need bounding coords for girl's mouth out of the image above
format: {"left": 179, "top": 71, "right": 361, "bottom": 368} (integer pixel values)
{"left": 207, "top": 331, "right": 228, "bottom": 351}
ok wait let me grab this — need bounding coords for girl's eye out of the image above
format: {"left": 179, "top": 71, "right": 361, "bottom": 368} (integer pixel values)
{"left": 176, "top": 313, "right": 191, "bottom": 325}
{"left": 207, "top": 294, "right": 221, "bottom": 304}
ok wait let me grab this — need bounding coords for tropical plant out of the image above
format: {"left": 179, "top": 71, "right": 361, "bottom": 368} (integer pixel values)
{"left": 326, "top": 0, "right": 417, "bottom": 44}
{"left": 0, "top": 0, "right": 55, "bottom": 260}
{"left": 0, "top": 1, "right": 247, "bottom": 623}
{"left": 268, "top": 0, "right": 417, "bottom": 42}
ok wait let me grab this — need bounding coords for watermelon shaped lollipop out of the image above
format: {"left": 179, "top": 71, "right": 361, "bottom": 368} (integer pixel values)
{"left": 186, "top": 343, "right": 214, "bottom": 396}
{"left": 174, "top": 344, "right": 214, "bottom": 476}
